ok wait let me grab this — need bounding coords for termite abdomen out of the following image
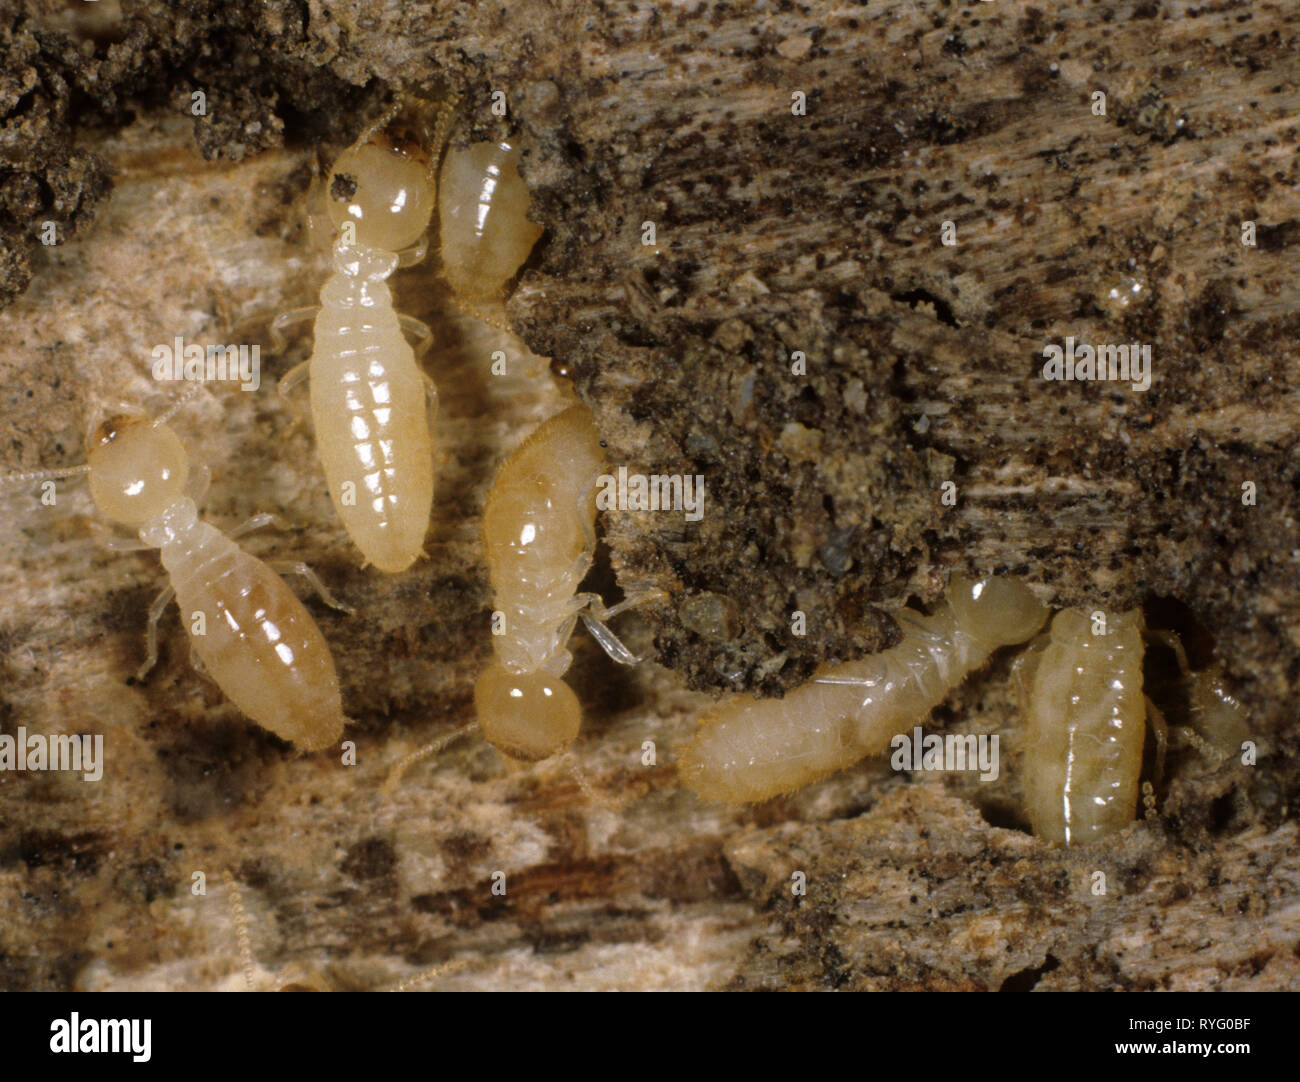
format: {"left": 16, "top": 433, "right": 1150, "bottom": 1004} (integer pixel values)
{"left": 1021, "top": 608, "right": 1146, "bottom": 846}
{"left": 438, "top": 140, "right": 543, "bottom": 305}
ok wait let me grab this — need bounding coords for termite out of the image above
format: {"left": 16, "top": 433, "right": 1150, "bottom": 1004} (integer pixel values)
{"left": 680, "top": 575, "right": 1049, "bottom": 804}
{"left": 272, "top": 100, "right": 456, "bottom": 573}
{"left": 1022, "top": 604, "right": 1255, "bottom": 845}
{"left": 1014, "top": 603, "right": 1248, "bottom": 846}
{"left": 437, "top": 138, "right": 544, "bottom": 326}
{"left": 3, "top": 398, "right": 350, "bottom": 751}
{"left": 385, "top": 404, "right": 653, "bottom": 789}
{"left": 1020, "top": 609, "right": 1150, "bottom": 846}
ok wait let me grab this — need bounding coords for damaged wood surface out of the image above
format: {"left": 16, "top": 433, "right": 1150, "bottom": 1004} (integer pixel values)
{"left": 0, "top": 0, "right": 1295, "bottom": 990}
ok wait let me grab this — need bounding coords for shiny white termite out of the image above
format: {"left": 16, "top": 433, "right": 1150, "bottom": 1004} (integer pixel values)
{"left": 4, "top": 400, "right": 350, "bottom": 751}
{"left": 680, "top": 575, "right": 1049, "bottom": 804}
{"left": 273, "top": 102, "right": 456, "bottom": 573}
{"left": 1021, "top": 609, "right": 1245, "bottom": 846}
{"left": 1020, "top": 609, "right": 1149, "bottom": 846}
{"left": 385, "top": 404, "right": 651, "bottom": 790}
{"left": 473, "top": 404, "right": 651, "bottom": 761}
{"left": 437, "top": 137, "right": 544, "bottom": 326}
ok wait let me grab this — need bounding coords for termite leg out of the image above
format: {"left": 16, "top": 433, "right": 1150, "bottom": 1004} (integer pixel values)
{"left": 265, "top": 560, "right": 354, "bottom": 614}
{"left": 88, "top": 522, "right": 153, "bottom": 552}
{"left": 381, "top": 722, "right": 479, "bottom": 795}
{"left": 137, "top": 583, "right": 177, "bottom": 682}
{"left": 572, "top": 587, "right": 666, "bottom": 666}
{"left": 188, "top": 643, "right": 212, "bottom": 680}
{"left": 304, "top": 165, "right": 334, "bottom": 253}
{"left": 1009, "top": 635, "right": 1048, "bottom": 721}
{"left": 276, "top": 366, "right": 308, "bottom": 412}
{"left": 270, "top": 306, "right": 320, "bottom": 355}
{"left": 1144, "top": 694, "right": 1169, "bottom": 788}
{"left": 398, "top": 314, "right": 433, "bottom": 360}
{"left": 421, "top": 373, "right": 440, "bottom": 442}
{"left": 1147, "top": 628, "right": 1192, "bottom": 677}
{"left": 277, "top": 361, "right": 313, "bottom": 431}
{"left": 575, "top": 587, "right": 666, "bottom": 621}
{"left": 228, "top": 511, "right": 293, "bottom": 540}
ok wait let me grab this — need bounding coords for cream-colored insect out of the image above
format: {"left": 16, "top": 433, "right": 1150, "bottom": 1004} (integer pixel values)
{"left": 438, "top": 138, "right": 544, "bottom": 324}
{"left": 1020, "top": 609, "right": 1150, "bottom": 846}
{"left": 6, "top": 403, "right": 349, "bottom": 751}
{"left": 274, "top": 104, "right": 455, "bottom": 573}
{"left": 473, "top": 404, "right": 649, "bottom": 761}
{"left": 1022, "top": 610, "right": 1249, "bottom": 845}
{"left": 385, "top": 405, "right": 649, "bottom": 790}
{"left": 680, "top": 575, "right": 1049, "bottom": 804}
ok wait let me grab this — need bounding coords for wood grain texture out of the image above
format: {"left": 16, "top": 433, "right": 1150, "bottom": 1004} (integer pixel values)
{"left": 0, "top": 0, "right": 1295, "bottom": 991}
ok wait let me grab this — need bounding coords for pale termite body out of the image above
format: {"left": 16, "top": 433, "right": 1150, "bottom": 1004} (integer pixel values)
{"left": 681, "top": 575, "right": 1049, "bottom": 803}
{"left": 383, "top": 403, "right": 652, "bottom": 792}
{"left": 11, "top": 410, "right": 349, "bottom": 750}
{"left": 1021, "top": 608, "right": 1147, "bottom": 846}
{"left": 438, "top": 139, "right": 543, "bottom": 324}
{"left": 276, "top": 110, "right": 449, "bottom": 573}
{"left": 476, "top": 404, "right": 639, "bottom": 761}
{"left": 307, "top": 241, "right": 433, "bottom": 573}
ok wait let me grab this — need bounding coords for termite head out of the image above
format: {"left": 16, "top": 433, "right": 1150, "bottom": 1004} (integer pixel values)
{"left": 87, "top": 416, "right": 190, "bottom": 527}
{"left": 474, "top": 663, "right": 581, "bottom": 762}
{"left": 949, "top": 574, "right": 1049, "bottom": 647}
{"left": 327, "top": 133, "right": 435, "bottom": 254}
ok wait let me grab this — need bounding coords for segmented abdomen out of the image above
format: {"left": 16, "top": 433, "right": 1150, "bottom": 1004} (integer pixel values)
{"left": 311, "top": 291, "right": 433, "bottom": 573}
{"left": 1023, "top": 608, "right": 1145, "bottom": 845}
{"left": 482, "top": 405, "right": 604, "bottom": 674}
{"left": 681, "top": 576, "right": 1050, "bottom": 804}
{"left": 167, "top": 527, "right": 345, "bottom": 750}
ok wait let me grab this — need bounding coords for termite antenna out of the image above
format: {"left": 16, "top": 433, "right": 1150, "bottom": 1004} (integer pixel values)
{"left": 380, "top": 956, "right": 472, "bottom": 992}
{"left": 223, "top": 869, "right": 256, "bottom": 991}
{"left": 558, "top": 750, "right": 623, "bottom": 810}
{"left": 427, "top": 89, "right": 461, "bottom": 184}
{"left": 0, "top": 463, "right": 91, "bottom": 488}
{"left": 153, "top": 376, "right": 207, "bottom": 429}
{"left": 1146, "top": 627, "right": 1192, "bottom": 678}
{"left": 381, "top": 722, "right": 478, "bottom": 795}
{"left": 1141, "top": 779, "right": 1159, "bottom": 820}
{"left": 350, "top": 99, "right": 402, "bottom": 155}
